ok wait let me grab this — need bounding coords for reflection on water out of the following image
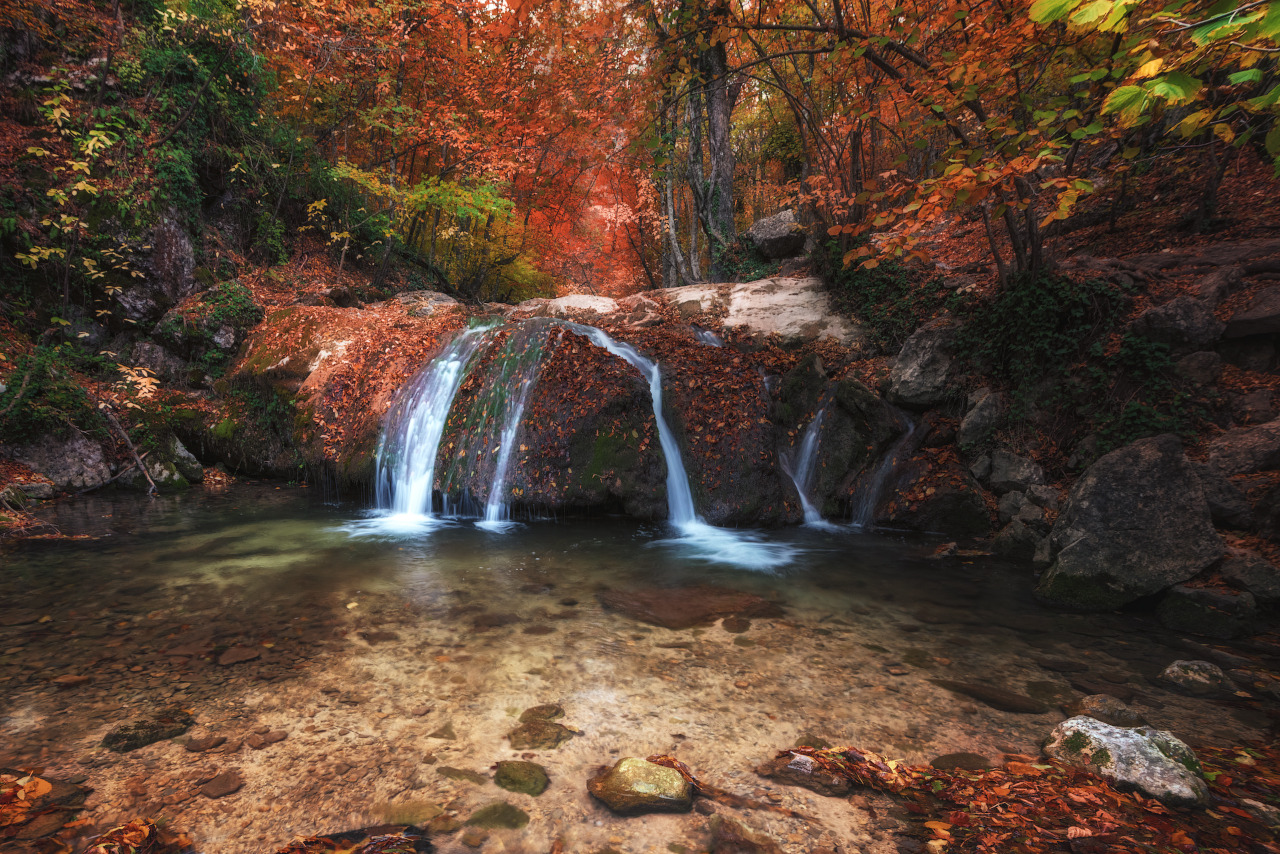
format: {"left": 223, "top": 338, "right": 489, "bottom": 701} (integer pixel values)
{"left": 0, "top": 483, "right": 1271, "bottom": 854}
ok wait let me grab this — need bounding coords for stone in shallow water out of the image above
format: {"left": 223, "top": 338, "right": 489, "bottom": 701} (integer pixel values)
{"left": 438, "top": 766, "right": 488, "bottom": 785}
{"left": 507, "top": 720, "right": 575, "bottom": 750}
{"left": 199, "top": 770, "right": 243, "bottom": 799}
{"left": 1158, "top": 659, "right": 1234, "bottom": 696}
{"left": 597, "top": 586, "right": 784, "bottom": 630}
{"left": 102, "top": 706, "right": 194, "bottom": 752}
{"left": 929, "top": 680, "right": 1049, "bottom": 714}
{"left": 494, "top": 760, "right": 549, "bottom": 796}
{"left": 519, "top": 703, "right": 564, "bottom": 723}
{"left": 708, "top": 815, "right": 784, "bottom": 853}
{"left": 755, "top": 752, "right": 851, "bottom": 797}
{"left": 930, "top": 752, "right": 992, "bottom": 771}
{"left": 1064, "top": 694, "right": 1146, "bottom": 728}
{"left": 587, "top": 758, "right": 693, "bottom": 814}
{"left": 1043, "top": 716, "right": 1207, "bottom": 808}
{"left": 428, "top": 721, "right": 456, "bottom": 740}
{"left": 464, "top": 801, "right": 529, "bottom": 829}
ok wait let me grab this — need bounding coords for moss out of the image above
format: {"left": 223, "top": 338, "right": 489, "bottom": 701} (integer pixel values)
{"left": 1090, "top": 747, "right": 1112, "bottom": 767}
{"left": 1062, "top": 731, "right": 1091, "bottom": 754}
{"left": 212, "top": 418, "right": 237, "bottom": 441}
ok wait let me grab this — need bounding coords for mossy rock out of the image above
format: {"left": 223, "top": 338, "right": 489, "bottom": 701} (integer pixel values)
{"left": 464, "top": 801, "right": 529, "bottom": 829}
{"left": 494, "top": 761, "right": 549, "bottom": 796}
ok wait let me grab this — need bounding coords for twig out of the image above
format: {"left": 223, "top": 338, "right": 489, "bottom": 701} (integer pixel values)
{"left": 101, "top": 408, "right": 157, "bottom": 496}
{"left": 73, "top": 452, "right": 149, "bottom": 496}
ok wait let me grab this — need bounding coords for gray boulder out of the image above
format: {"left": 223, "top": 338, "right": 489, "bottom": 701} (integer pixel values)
{"left": 992, "top": 520, "right": 1044, "bottom": 561}
{"left": 1158, "top": 585, "right": 1256, "bottom": 639}
{"left": 1207, "top": 417, "right": 1280, "bottom": 476}
{"left": 1224, "top": 286, "right": 1280, "bottom": 338}
{"left": 988, "top": 449, "right": 1045, "bottom": 493}
{"left": 1192, "top": 462, "right": 1253, "bottom": 529}
{"left": 887, "top": 319, "right": 957, "bottom": 409}
{"left": 958, "top": 388, "right": 1005, "bottom": 448}
{"left": 1158, "top": 660, "right": 1234, "bottom": 697}
{"left": 1129, "top": 295, "right": 1224, "bottom": 354}
{"left": 3, "top": 434, "right": 111, "bottom": 492}
{"left": 1197, "top": 266, "right": 1244, "bottom": 307}
{"left": 1220, "top": 549, "right": 1280, "bottom": 605}
{"left": 1036, "top": 435, "right": 1223, "bottom": 609}
{"left": 115, "top": 216, "right": 198, "bottom": 322}
{"left": 1043, "top": 716, "right": 1208, "bottom": 808}
{"left": 130, "top": 341, "right": 188, "bottom": 385}
{"left": 1175, "top": 351, "right": 1223, "bottom": 386}
{"left": 745, "top": 210, "right": 805, "bottom": 260}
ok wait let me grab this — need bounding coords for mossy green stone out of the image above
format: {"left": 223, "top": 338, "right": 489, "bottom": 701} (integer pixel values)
{"left": 464, "top": 801, "right": 529, "bottom": 829}
{"left": 494, "top": 760, "right": 549, "bottom": 796}
{"left": 507, "top": 719, "right": 574, "bottom": 749}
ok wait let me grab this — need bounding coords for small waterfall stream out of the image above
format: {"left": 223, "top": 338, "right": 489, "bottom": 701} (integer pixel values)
{"left": 851, "top": 414, "right": 917, "bottom": 529}
{"left": 781, "top": 407, "right": 829, "bottom": 526}
{"left": 373, "top": 323, "right": 494, "bottom": 526}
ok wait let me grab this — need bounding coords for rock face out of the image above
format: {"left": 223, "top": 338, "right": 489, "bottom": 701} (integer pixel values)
{"left": 1043, "top": 716, "right": 1208, "bottom": 808}
{"left": 1207, "top": 417, "right": 1280, "bottom": 476}
{"left": 887, "top": 318, "right": 957, "bottom": 409}
{"left": 1157, "top": 585, "right": 1256, "bottom": 639}
{"left": 958, "top": 388, "right": 1004, "bottom": 448}
{"left": 1037, "top": 435, "right": 1223, "bottom": 610}
{"left": 1128, "top": 295, "right": 1224, "bottom": 353}
{"left": 3, "top": 434, "right": 112, "bottom": 493}
{"left": 987, "top": 450, "right": 1045, "bottom": 494}
{"left": 1220, "top": 549, "right": 1280, "bottom": 605}
{"left": 115, "top": 216, "right": 199, "bottom": 322}
{"left": 1224, "top": 287, "right": 1280, "bottom": 338}
{"left": 665, "top": 278, "right": 864, "bottom": 346}
{"left": 745, "top": 210, "right": 805, "bottom": 260}
{"left": 587, "top": 758, "right": 693, "bottom": 815}
{"left": 1193, "top": 463, "right": 1253, "bottom": 529}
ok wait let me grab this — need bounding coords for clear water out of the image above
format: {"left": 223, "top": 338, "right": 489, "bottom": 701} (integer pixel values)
{"left": 0, "top": 485, "right": 1268, "bottom": 853}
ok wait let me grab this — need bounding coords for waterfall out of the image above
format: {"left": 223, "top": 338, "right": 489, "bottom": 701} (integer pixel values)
{"left": 850, "top": 414, "right": 917, "bottom": 530}
{"left": 564, "top": 323, "right": 697, "bottom": 525}
{"left": 781, "top": 407, "right": 828, "bottom": 526}
{"left": 479, "top": 324, "right": 554, "bottom": 528}
{"left": 373, "top": 323, "right": 494, "bottom": 524}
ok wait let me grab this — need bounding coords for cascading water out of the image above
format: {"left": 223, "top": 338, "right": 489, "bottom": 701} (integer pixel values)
{"left": 850, "top": 414, "right": 917, "bottom": 530}
{"left": 565, "top": 323, "right": 793, "bottom": 570}
{"left": 370, "top": 323, "right": 494, "bottom": 529}
{"left": 780, "top": 407, "right": 831, "bottom": 527}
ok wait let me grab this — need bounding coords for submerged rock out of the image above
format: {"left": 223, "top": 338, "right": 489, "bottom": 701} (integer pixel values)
{"left": 494, "top": 761, "right": 549, "bottom": 796}
{"left": 518, "top": 703, "right": 564, "bottom": 723}
{"left": 1043, "top": 716, "right": 1207, "bottom": 808}
{"left": 708, "top": 815, "right": 784, "bottom": 854}
{"left": 587, "top": 758, "right": 693, "bottom": 815}
{"left": 597, "top": 586, "right": 783, "bottom": 630}
{"left": 930, "top": 752, "right": 993, "bottom": 771}
{"left": 102, "top": 706, "right": 195, "bottom": 752}
{"left": 1037, "top": 435, "right": 1223, "bottom": 610}
{"left": 756, "top": 751, "right": 852, "bottom": 796}
{"left": 1157, "top": 585, "right": 1256, "bottom": 639}
{"left": 464, "top": 801, "right": 529, "bottom": 829}
{"left": 1158, "top": 660, "right": 1235, "bottom": 697}
{"left": 506, "top": 720, "right": 575, "bottom": 750}
{"left": 929, "top": 680, "right": 1049, "bottom": 714}
{"left": 1063, "top": 695, "right": 1147, "bottom": 728}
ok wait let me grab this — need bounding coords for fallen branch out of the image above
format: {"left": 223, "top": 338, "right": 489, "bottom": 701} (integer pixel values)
{"left": 101, "top": 408, "right": 157, "bottom": 496}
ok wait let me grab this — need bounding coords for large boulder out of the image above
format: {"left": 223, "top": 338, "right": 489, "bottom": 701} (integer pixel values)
{"left": 887, "top": 318, "right": 958, "bottom": 409}
{"left": 1036, "top": 435, "right": 1223, "bottom": 609}
{"left": 114, "top": 216, "right": 199, "bottom": 322}
{"left": 1128, "top": 295, "right": 1224, "bottom": 353}
{"left": 1224, "top": 287, "right": 1280, "bottom": 338}
{"left": 664, "top": 278, "right": 864, "bottom": 346}
{"left": 1157, "top": 585, "right": 1257, "bottom": 639}
{"left": 958, "top": 388, "right": 1005, "bottom": 449}
{"left": 1207, "top": 417, "right": 1280, "bottom": 476}
{"left": 2, "top": 434, "right": 112, "bottom": 493}
{"left": 1043, "top": 716, "right": 1208, "bottom": 808}
{"left": 745, "top": 210, "right": 805, "bottom": 260}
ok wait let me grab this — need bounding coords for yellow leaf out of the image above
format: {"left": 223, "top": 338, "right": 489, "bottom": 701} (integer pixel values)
{"left": 924, "top": 821, "right": 952, "bottom": 832}
{"left": 1133, "top": 58, "right": 1164, "bottom": 80}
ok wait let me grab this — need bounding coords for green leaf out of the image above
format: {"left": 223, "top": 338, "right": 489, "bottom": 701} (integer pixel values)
{"left": 1102, "top": 85, "right": 1148, "bottom": 124}
{"left": 1145, "top": 71, "right": 1203, "bottom": 105}
{"left": 1229, "top": 69, "right": 1264, "bottom": 86}
{"left": 1266, "top": 125, "right": 1280, "bottom": 157}
{"left": 1029, "top": 0, "right": 1085, "bottom": 23}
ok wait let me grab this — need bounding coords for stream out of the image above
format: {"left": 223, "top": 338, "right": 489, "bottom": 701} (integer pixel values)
{"left": 1, "top": 483, "right": 1271, "bottom": 853}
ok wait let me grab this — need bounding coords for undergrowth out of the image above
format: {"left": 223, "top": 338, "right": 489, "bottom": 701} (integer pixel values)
{"left": 0, "top": 344, "right": 114, "bottom": 443}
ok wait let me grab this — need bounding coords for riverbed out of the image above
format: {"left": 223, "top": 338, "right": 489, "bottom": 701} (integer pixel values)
{"left": 0, "top": 481, "right": 1271, "bottom": 853}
